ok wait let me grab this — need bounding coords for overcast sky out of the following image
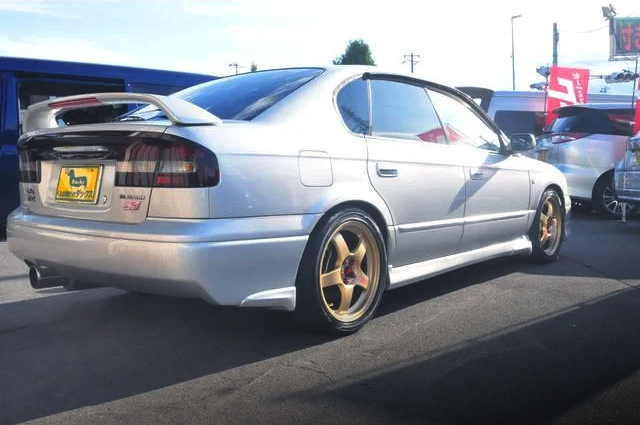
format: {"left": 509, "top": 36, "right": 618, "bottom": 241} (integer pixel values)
{"left": 0, "top": 0, "right": 639, "bottom": 94}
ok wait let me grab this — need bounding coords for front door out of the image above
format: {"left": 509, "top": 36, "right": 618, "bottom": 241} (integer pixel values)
{"left": 427, "top": 87, "right": 531, "bottom": 252}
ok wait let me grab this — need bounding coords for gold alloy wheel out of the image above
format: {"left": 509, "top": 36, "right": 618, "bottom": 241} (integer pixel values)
{"left": 539, "top": 194, "right": 562, "bottom": 256}
{"left": 319, "top": 221, "right": 381, "bottom": 323}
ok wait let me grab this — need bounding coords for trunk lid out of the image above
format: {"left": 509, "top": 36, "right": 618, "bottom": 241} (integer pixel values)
{"left": 18, "top": 126, "right": 166, "bottom": 224}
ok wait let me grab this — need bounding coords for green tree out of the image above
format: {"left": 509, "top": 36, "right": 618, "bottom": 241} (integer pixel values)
{"left": 333, "top": 39, "right": 375, "bottom": 65}
{"left": 250, "top": 62, "right": 258, "bottom": 72}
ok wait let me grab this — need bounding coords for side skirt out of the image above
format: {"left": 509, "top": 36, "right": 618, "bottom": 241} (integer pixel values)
{"left": 388, "top": 236, "right": 532, "bottom": 290}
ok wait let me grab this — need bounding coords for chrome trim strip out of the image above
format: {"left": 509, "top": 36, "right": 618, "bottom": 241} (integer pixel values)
{"left": 52, "top": 146, "right": 110, "bottom": 152}
{"left": 397, "top": 210, "right": 533, "bottom": 233}
{"left": 398, "top": 217, "right": 463, "bottom": 232}
{"left": 463, "top": 210, "right": 532, "bottom": 225}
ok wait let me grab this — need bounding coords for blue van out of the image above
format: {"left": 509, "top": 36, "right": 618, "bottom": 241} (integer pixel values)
{"left": 0, "top": 57, "right": 216, "bottom": 231}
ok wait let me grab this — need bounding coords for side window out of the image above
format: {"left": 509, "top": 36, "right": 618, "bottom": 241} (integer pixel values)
{"left": 428, "top": 88, "right": 502, "bottom": 152}
{"left": 336, "top": 78, "right": 369, "bottom": 134}
{"left": 370, "top": 79, "right": 445, "bottom": 143}
{"left": 17, "top": 79, "right": 126, "bottom": 134}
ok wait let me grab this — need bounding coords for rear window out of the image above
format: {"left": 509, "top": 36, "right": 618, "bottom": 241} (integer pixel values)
{"left": 548, "top": 108, "right": 632, "bottom": 136}
{"left": 173, "top": 68, "right": 324, "bottom": 120}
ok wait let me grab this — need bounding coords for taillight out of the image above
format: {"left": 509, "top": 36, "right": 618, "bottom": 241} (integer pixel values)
{"left": 48, "top": 96, "right": 102, "bottom": 109}
{"left": 547, "top": 132, "right": 590, "bottom": 144}
{"left": 115, "top": 139, "right": 219, "bottom": 187}
{"left": 18, "top": 148, "right": 41, "bottom": 183}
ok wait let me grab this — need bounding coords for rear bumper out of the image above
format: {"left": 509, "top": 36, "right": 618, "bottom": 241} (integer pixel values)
{"left": 7, "top": 206, "right": 318, "bottom": 311}
{"left": 614, "top": 170, "right": 640, "bottom": 205}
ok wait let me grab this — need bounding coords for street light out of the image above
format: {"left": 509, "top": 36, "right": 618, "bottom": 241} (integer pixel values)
{"left": 511, "top": 14, "right": 522, "bottom": 91}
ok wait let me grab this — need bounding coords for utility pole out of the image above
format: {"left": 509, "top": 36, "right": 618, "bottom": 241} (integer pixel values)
{"left": 402, "top": 53, "right": 420, "bottom": 73}
{"left": 229, "top": 62, "right": 240, "bottom": 75}
{"left": 630, "top": 55, "right": 638, "bottom": 136}
{"left": 602, "top": 4, "right": 617, "bottom": 60}
{"left": 553, "top": 22, "right": 559, "bottom": 66}
{"left": 511, "top": 15, "right": 522, "bottom": 91}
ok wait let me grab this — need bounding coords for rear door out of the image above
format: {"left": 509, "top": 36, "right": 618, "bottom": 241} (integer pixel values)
{"left": 364, "top": 77, "right": 466, "bottom": 267}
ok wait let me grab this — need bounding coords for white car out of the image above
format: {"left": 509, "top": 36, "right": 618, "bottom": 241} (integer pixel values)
{"left": 532, "top": 103, "right": 636, "bottom": 219}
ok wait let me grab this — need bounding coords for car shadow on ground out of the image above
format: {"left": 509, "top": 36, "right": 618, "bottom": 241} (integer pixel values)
{"left": 1, "top": 248, "right": 633, "bottom": 425}
{"left": 0, "top": 290, "right": 334, "bottom": 424}
{"left": 281, "top": 286, "right": 640, "bottom": 425}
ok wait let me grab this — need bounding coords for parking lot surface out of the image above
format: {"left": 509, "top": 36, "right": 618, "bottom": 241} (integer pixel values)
{"left": 1, "top": 212, "right": 640, "bottom": 425}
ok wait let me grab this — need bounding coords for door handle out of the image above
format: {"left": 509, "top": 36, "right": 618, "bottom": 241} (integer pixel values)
{"left": 470, "top": 171, "right": 484, "bottom": 180}
{"left": 376, "top": 162, "right": 398, "bottom": 178}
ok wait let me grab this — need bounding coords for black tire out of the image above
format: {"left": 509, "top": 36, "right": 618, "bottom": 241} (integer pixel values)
{"left": 593, "top": 175, "right": 638, "bottom": 219}
{"left": 294, "top": 208, "right": 388, "bottom": 336}
{"left": 530, "top": 189, "right": 564, "bottom": 263}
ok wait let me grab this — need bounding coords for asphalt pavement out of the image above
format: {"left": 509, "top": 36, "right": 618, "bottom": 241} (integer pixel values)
{"left": 1, "top": 211, "right": 640, "bottom": 425}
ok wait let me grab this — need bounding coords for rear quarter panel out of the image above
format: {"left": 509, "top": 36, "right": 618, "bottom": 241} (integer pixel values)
{"left": 164, "top": 123, "right": 393, "bottom": 227}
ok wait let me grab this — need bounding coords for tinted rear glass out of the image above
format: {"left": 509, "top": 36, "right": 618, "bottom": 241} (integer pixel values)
{"left": 337, "top": 78, "right": 369, "bottom": 134}
{"left": 174, "top": 68, "right": 324, "bottom": 120}
{"left": 549, "top": 109, "right": 613, "bottom": 134}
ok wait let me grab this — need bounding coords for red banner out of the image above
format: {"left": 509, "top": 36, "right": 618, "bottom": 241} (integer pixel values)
{"left": 545, "top": 66, "right": 590, "bottom": 126}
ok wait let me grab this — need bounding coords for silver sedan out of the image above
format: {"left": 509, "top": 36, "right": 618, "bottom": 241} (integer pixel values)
{"left": 7, "top": 66, "right": 570, "bottom": 335}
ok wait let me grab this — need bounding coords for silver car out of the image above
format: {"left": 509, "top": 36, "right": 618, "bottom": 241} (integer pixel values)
{"left": 7, "top": 66, "right": 570, "bottom": 335}
{"left": 614, "top": 132, "right": 640, "bottom": 205}
{"left": 532, "top": 103, "right": 637, "bottom": 219}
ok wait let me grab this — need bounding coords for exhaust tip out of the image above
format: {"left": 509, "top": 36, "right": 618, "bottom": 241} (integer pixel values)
{"left": 28, "top": 266, "right": 41, "bottom": 289}
{"left": 28, "top": 265, "right": 68, "bottom": 289}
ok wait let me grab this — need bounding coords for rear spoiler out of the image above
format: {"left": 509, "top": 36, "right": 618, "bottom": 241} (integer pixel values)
{"left": 22, "top": 92, "right": 222, "bottom": 133}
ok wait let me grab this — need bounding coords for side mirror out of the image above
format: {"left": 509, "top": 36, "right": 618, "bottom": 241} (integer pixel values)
{"left": 510, "top": 133, "right": 536, "bottom": 151}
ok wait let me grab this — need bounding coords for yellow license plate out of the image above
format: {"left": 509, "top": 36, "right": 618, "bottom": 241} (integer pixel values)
{"left": 55, "top": 165, "right": 103, "bottom": 204}
{"left": 537, "top": 150, "right": 547, "bottom": 162}
{"left": 633, "top": 151, "right": 640, "bottom": 166}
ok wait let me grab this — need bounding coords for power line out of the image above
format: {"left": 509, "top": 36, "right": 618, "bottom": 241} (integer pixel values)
{"left": 563, "top": 25, "right": 608, "bottom": 34}
{"left": 553, "top": 10, "right": 639, "bottom": 35}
